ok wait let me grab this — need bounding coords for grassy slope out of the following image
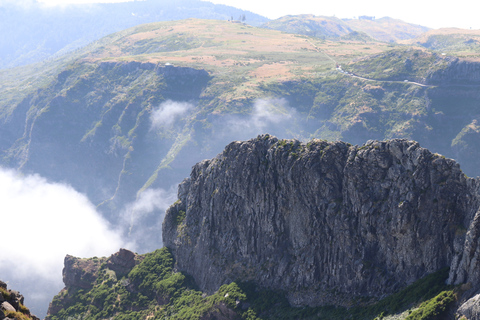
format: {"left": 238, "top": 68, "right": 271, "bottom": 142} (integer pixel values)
{"left": 0, "top": 18, "right": 394, "bottom": 117}
{"left": 83, "top": 19, "right": 397, "bottom": 114}
{"left": 404, "top": 28, "right": 480, "bottom": 60}
{"left": 0, "top": 0, "right": 269, "bottom": 69}
{"left": 261, "top": 14, "right": 353, "bottom": 38}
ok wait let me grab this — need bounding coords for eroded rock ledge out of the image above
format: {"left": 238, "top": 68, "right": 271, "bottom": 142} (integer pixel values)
{"left": 0, "top": 280, "right": 38, "bottom": 320}
{"left": 163, "top": 135, "right": 480, "bottom": 307}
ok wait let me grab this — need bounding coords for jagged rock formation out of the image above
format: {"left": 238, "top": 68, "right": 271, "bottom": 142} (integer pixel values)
{"left": 0, "top": 280, "right": 38, "bottom": 320}
{"left": 163, "top": 135, "right": 479, "bottom": 307}
{"left": 62, "top": 248, "right": 143, "bottom": 291}
{"left": 48, "top": 249, "right": 144, "bottom": 317}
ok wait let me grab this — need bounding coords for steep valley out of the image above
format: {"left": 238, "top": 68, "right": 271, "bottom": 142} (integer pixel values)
{"left": 2, "top": 17, "right": 480, "bottom": 319}
{"left": 2, "top": 19, "right": 480, "bottom": 222}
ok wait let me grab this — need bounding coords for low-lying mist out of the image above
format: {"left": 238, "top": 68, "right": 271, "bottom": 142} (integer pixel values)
{"left": 121, "top": 186, "right": 178, "bottom": 253}
{"left": 0, "top": 166, "right": 179, "bottom": 318}
{"left": 207, "top": 97, "right": 304, "bottom": 148}
{"left": 151, "top": 100, "right": 194, "bottom": 128}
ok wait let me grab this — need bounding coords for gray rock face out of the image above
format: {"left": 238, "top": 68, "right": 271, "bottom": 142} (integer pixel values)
{"left": 163, "top": 135, "right": 478, "bottom": 306}
{"left": 1, "top": 301, "right": 15, "bottom": 312}
{"left": 449, "top": 181, "right": 480, "bottom": 287}
{"left": 62, "top": 248, "right": 141, "bottom": 290}
{"left": 427, "top": 58, "right": 480, "bottom": 85}
{"left": 62, "top": 255, "right": 103, "bottom": 290}
{"left": 458, "top": 293, "right": 480, "bottom": 320}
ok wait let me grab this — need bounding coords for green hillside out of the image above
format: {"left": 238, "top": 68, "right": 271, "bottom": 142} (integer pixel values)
{"left": 47, "top": 248, "right": 455, "bottom": 320}
{"left": 406, "top": 28, "right": 480, "bottom": 60}
{"left": 262, "top": 14, "right": 353, "bottom": 39}
{"left": 345, "top": 17, "right": 430, "bottom": 42}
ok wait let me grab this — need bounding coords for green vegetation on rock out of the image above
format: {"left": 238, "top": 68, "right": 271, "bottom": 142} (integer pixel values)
{"left": 48, "top": 248, "right": 454, "bottom": 320}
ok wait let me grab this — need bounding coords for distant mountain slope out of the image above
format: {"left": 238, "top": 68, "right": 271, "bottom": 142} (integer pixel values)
{"left": 262, "top": 15, "right": 429, "bottom": 43}
{"left": 405, "top": 28, "right": 480, "bottom": 60}
{"left": 0, "top": 0, "right": 268, "bottom": 69}
{"left": 344, "top": 17, "right": 430, "bottom": 42}
{"left": 261, "top": 14, "right": 353, "bottom": 39}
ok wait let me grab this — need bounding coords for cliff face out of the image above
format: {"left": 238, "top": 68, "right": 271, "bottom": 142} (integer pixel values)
{"left": 163, "top": 135, "right": 479, "bottom": 307}
{"left": 427, "top": 58, "right": 480, "bottom": 85}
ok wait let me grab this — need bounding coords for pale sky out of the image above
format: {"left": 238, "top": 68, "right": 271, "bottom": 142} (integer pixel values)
{"left": 36, "top": 0, "right": 480, "bottom": 30}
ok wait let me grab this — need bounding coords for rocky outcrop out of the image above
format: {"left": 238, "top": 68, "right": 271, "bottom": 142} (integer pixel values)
{"left": 457, "top": 293, "right": 480, "bottom": 320}
{"left": 105, "top": 248, "right": 138, "bottom": 277}
{"left": 163, "top": 135, "right": 479, "bottom": 307}
{"left": 48, "top": 249, "right": 143, "bottom": 317}
{"left": 62, "top": 248, "right": 142, "bottom": 290}
{"left": 0, "top": 280, "right": 38, "bottom": 320}
{"left": 62, "top": 255, "right": 107, "bottom": 290}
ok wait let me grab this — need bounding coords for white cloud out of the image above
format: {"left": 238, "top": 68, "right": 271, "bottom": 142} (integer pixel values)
{"left": 151, "top": 100, "right": 194, "bottom": 129}
{"left": 0, "top": 169, "right": 124, "bottom": 277}
{"left": 225, "top": 98, "right": 295, "bottom": 135}
{"left": 0, "top": 168, "right": 125, "bottom": 317}
{"left": 251, "top": 98, "right": 293, "bottom": 129}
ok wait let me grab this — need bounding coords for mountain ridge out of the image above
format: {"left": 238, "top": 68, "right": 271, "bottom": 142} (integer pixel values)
{"left": 2, "top": 19, "right": 480, "bottom": 225}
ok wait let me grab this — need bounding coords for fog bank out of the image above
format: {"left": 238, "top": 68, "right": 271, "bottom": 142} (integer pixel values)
{"left": 0, "top": 168, "right": 126, "bottom": 318}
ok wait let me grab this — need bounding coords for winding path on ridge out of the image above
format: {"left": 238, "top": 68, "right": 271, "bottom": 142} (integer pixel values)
{"left": 343, "top": 72, "right": 435, "bottom": 87}
{"left": 306, "top": 39, "right": 436, "bottom": 88}
{"left": 305, "top": 39, "right": 465, "bottom": 88}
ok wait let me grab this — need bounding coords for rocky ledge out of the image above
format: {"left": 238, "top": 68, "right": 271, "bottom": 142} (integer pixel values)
{"left": 0, "top": 280, "right": 38, "bottom": 320}
{"left": 163, "top": 135, "right": 480, "bottom": 309}
{"left": 47, "top": 248, "right": 143, "bottom": 316}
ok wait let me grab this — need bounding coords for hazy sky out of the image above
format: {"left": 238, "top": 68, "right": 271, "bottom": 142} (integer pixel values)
{"left": 36, "top": 0, "right": 480, "bottom": 30}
